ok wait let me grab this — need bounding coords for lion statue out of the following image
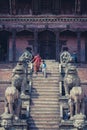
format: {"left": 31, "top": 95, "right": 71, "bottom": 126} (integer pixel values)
{"left": 12, "top": 61, "right": 27, "bottom": 95}
{"left": 64, "top": 65, "right": 80, "bottom": 96}
{"left": 68, "top": 87, "right": 85, "bottom": 119}
{"left": 5, "top": 86, "right": 21, "bottom": 118}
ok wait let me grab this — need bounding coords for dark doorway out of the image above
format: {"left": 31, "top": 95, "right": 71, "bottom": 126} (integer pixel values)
{"left": 38, "top": 31, "right": 56, "bottom": 59}
{"left": 0, "top": 31, "right": 9, "bottom": 62}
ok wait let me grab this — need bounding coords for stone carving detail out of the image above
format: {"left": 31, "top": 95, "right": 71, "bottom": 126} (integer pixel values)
{"left": 73, "top": 114, "right": 86, "bottom": 129}
{"left": 60, "top": 51, "right": 72, "bottom": 67}
{"left": 64, "top": 65, "right": 80, "bottom": 96}
{"left": 19, "top": 47, "right": 33, "bottom": 63}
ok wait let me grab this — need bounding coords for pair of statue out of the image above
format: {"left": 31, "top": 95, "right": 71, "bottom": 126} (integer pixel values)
{"left": 4, "top": 59, "right": 28, "bottom": 119}
{"left": 60, "top": 51, "right": 86, "bottom": 121}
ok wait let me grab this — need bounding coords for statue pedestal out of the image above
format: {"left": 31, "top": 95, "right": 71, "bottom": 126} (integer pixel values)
{"left": 73, "top": 113, "right": 86, "bottom": 129}
{"left": 20, "top": 94, "right": 30, "bottom": 119}
{"left": 0, "top": 113, "right": 13, "bottom": 129}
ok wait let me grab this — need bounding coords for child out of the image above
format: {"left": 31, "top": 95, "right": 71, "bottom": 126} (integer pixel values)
{"left": 41, "top": 60, "right": 47, "bottom": 78}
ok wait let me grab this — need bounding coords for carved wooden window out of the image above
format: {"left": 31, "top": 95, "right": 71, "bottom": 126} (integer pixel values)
{"left": 16, "top": 0, "right": 32, "bottom": 14}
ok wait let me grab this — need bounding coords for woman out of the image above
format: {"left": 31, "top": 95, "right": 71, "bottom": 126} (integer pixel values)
{"left": 32, "top": 54, "right": 42, "bottom": 74}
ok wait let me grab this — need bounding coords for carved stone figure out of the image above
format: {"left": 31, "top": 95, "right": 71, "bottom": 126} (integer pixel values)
{"left": 60, "top": 51, "right": 72, "bottom": 67}
{"left": 5, "top": 86, "right": 21, "bottom": 118}
{"left": 64, "top": 65, "right": 80, "bottom": 96}
{"left": 12, "top": 61, "right": 27, "bottom": 95}
{"left": 19, "top": 47, "right": 33, "bottom": 63}
{"left": 68, "top": 87, "right": 85, "bottom": 119}
{"left": 73, "top": 113, "right": 86, "bottom": 129}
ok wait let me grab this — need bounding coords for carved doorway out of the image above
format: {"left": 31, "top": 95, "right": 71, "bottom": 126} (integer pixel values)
{"left": 38, "top": 30, "right": 56, "bottom": 59}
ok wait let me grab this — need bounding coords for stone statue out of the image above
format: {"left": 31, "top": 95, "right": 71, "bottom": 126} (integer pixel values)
{"left": 12, "top": 61, "right": 27, "bottom": 95}
{"left": 73, "top": 113, "right": 86, "bottom": 129}
{"left": 60, "top": 51, "right": 72, "bottom": 67}
{"left": 68, "top": 87, "right": 85, "bottom": 119}
{"left": 19, "top": 47, "right": 33, "bottom": 63}
{"left": 4, "top": 86, "right": 21, "bottom": 118}
{"left": 64, "top": 65, "right": 80, "bottom": 96}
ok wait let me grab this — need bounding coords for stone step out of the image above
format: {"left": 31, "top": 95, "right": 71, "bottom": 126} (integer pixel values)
{"left": 32, "top": 80, "right": 59, "bottom": 83}
{"left": 29, "top": 121, "right": 59, "bottom": 126}
{"left": 31, "top": 89, "right": 59, "bottom": 93}
{"left": 29, "top": 128, "right": 59, "bottom": 130}
{"left": 33, "top": 73, "right": 59, "bottom": 78}
{"left": 31, "top": 95, "right": 60, "bottom": 99}
{"left": 30, "top": 110, "right": 60, "bottom": 114}
{"left": 31, "top": 93, "right": 59, "bottom": 97}
{"left": 32, "top": 76, "right": 60, "bottom": 79}
{"left": 30, "top": 107, "right": 59, "bottom": 111}
{"left": 31, "top": 86, "right": 59, "bottom": 89}
{"left": 31, "top": 97, "right": 59, "bottom": 101}
{"left": 32, "top": 83, "right": 59, "bottom": 86}
{"left": 30, "top": 101, "right": 59, "bottom": 105}
{"left": 29, "top": 113, "right": 60, "bottom": 117}
{"left": 30, "top": 104, "right": 59, "bottom": 108}
{"left": 33, "top": 79, "right": 59, "bottom": 84}
{"left": 32, "top": 85, "right": 59, "bottom": 88}
{"left": 29, "top": 124, "right": 59, "bottom": 129}
{"left": 29, "top": 116, "right": 59, "bottom": 121}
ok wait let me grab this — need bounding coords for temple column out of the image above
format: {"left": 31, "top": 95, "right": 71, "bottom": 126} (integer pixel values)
{"left": 75, "top": 0, "right": 81, "bottom": 14}
{"left": 12, "top": 29, "right": 16, "bottom": 62}
{"left": 9, "top": 0, "right": 12, "bottom": 14}
{"left": 55, "top": 30, "right": 60, "bottom": 61}
{"left": 12, "top": 0, "right": 16, "bottom": 15}
{"left": 77, "top": 31, "right": 81, "bottom": 63}
{"left": 34, "top": 29, "right": 38, "bottom": 55}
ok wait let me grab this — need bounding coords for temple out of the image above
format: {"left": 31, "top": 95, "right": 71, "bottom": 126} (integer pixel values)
{"left": 0, "top": 1, "right": 87, "bottom": 130}
{"left": 0, "top": 0, "right": 87, "bottom": 62}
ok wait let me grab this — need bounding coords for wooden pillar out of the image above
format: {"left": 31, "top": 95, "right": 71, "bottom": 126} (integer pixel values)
{"left": 52, "top": 0, "right": 61, "bottom": 14}
{"left": 9, "top": 0, "right": 12, "bottom": 14}
{"left": 12, "top": 29, "right": 16, "bottom": 62}
{"left": 77, "top": 31, "right": 81, "bottom": 63}
{"left": 75, "top": 0, "right": 81, "bottom": 14}
{"left": 75, "top": 0, "right": 77, "bottom": 13}
{"left": 34, "top": 29, "right": 38, "bottom": 55}
{"left": 55, "top": 30, "right": 60, "bottom": 61}
{"left": 32, "top": 0, "right": 39, "bottom": 14}
{"left": 12, "top": 0, "right": 16, "bottom": 15}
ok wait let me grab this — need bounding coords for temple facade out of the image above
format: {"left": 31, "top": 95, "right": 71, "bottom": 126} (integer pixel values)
{"left": 0, "top": 0, "right": 87, "bottom": 62}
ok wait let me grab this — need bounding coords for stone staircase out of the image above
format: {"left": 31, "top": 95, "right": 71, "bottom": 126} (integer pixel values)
{"left": 29, "top": 60, "right": 60, "bottom": 130}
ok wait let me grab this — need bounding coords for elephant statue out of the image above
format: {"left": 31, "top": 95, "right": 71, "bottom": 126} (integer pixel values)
{"left": 12, "top": 61, "right": 27, "bottom": 95}
{"left": 64, "top": 65, "right": 80, "bottom": 96}
{"left": 68, "top": 87, "right": 85, "bottom": 119}
{"left": 5, "top": 86, "right": 21, "bottom": 118}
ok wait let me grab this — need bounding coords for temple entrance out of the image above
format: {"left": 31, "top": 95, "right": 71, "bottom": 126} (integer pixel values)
{"left": 38, "top": 30, "right": 56, "bottom": 59}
